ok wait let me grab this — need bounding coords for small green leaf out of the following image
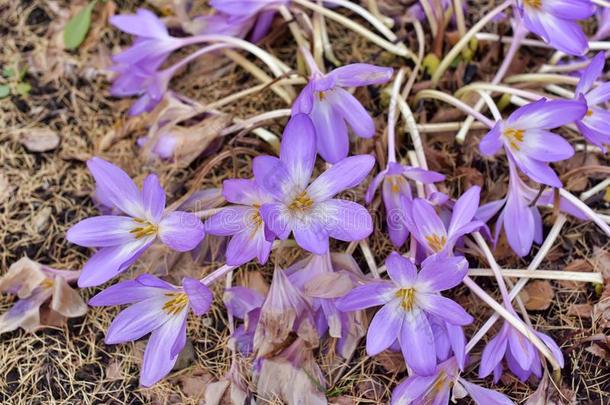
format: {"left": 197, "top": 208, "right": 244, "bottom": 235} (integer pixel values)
{"left": 2, "top": 67, "right": 14, "bottom": 78}
{"left": 0, "top": 85, "right": 10, "bottom": 99}
{"left": 63, "top": 1, "right": 97, "bottom": 50}
{"left": 16, "top": 82, "right": 31, "bottom": 96}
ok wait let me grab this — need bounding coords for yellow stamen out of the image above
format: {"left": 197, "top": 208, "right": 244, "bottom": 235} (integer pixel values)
{"left": 41, "top": 278, "right": 54, "bottom": 289}
{"left": 162, "top": 292, "right": 188, "bottom": 315}
{"left": 503, "top": 128, "right": 525, "bottom": 151}
{"left": 317, "top": 91, "right": 326, "bottom": 101}
{"left": 130, "top": 218, "right": 158, "bottom": 239}
{"left": 586, "top": 109, "right": 593, "bottom": 117}
{"left": 524, "top": 0, "right": 542, "bottom": 8}
{"left": 395, "top": 288, "right": 415, "bottom": 311}
{"left": 288, "top": 191, "right": 314, "bottom": 212}
{"left": 388, "top": 175, "right": 405, "bottom": 193}
{"left": 425, "top": 234, "right": 446, "bottom": 252}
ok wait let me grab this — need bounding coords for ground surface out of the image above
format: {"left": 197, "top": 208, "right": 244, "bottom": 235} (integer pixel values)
{"left": 0, "top": 0, "right": 609, "bottom": 404}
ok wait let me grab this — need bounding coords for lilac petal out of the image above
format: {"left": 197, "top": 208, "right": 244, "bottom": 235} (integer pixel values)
{"left": 448, "top": 186, "right": 480, "bottom": 237}
{"left": 209, "top": 0, "right": 267, "bottom": 17}
{"left": 137, "top": 273, "right": 176, "bottom": 290}
{"left": 508, "top": 98, "right": 586, "bottom": 129}
{"left": 249, "top": 10, "right": 275, "bottom": 42}
{"left": 110, "top": 9, "right": 168, "bottom": 38}
{"left": 476, "top": 199, "right": 506, "bottom": 223}
{"left": 417, "top": 255, "right": 468, "bottom": 292}
{"left": 158, "top": 211, "right": 205, "bottom": 252}
{"left": 223, "top": 286, "right": 265, "bottom": 319}
{"left": 87, "top": 157, "right": 145, "bottom": 218}
{"left": 67, "top": 216, "right": 136, "bottom": 247}
{"left": 479, "top": 122, "right": 503, "bottom": 156}
{"left": 385, "top": 252, "right": 418, "bottom": 287}
{"left": 504, "top": 189, "right": 535, "bottom": 257}
{"left": 89, "top": 279, "right": 163, "bottom": 306}
{"left": 222, "top": 179, "right": 263, "bottom": 205}
{"left": 520, "top": 129, "right": 574, "bottom": 162}
{"left": 307, "top": 155, "right": 375, "bottom": 201}
{"left": 576, "top": 52, "right": 605, "bottom": 96}
{"left": 479, "top": 326, "right": 509, "bottom": 378}
{"left": 320, "top": 199, "right": 373, "bottom": 242}
{"left": 105, "top": 296, "right": 170, "bottom": 344}
{"left": 252, "top": 156, "right": 292, "bottom": 201}
{"left": 205, "top": 206, "right": 252, "bottom": 236}
{"left": 446, "top": 322, "right": 466, "bottom": 369}
{"left": 399, "top": 308, "right": 436, "bottom": 375}
{"left": 511, "top": 153, "right": 562, "bottom": 188}
{"left": 225, "top": 227, "right": 271, "bottom": 266}
{"left": 460, "top": 379, "right": 515, "bottom": 405}
{"left": 410, "top": 199, "right": 447, "bottom": 250}
{"left": 403, "top": 167, "right": 445, "bottom": 183}
{"left": 182, "top": 277, "right": 213, "bottom": 316}
{"left": 141, "top": 174, "right": 165, "bottom": 223}
{"left": 280, "top": 114, "right": 317, "bottom": 189}
{"left": 542, "top": 0, "right": 595, "bottom": 20}
{"left": 532, "top": 206, "right": 543, "bottom": 244}
{"left": 327, "top": 64, "right": 393, "bottom": 87}
{"left": 535, "top": 331, "right": 565, "bottom": 368}
{"left": 366, "top": 300, "right": 403, "bottom": 355}
{"left": 539, "top": 16, "right": 589, "bottom": 56}
{"left": 78, "top": 238, "right": 153, "bottom": 287}
{"left": 327, "top": 88, "right": 375, "bottom": 138}
{"left": 335, "top": 281, "right": 395, "bottom": 311}
{"left": 586, "top": 81, "right": 610, "bottom": 105}
{"left": 140, "top": 314, "right": 186, "bottom": 387}
{"left": 292, "top": 81, "right": 315, "bottom": 114}
{"left": 365, "top": 170, "right": 385, "bottom": 203}
{"left": 311, "top": 99, "right": 349, "bottom": 163}
{"left": 417, "top": 293, "right": 473, "bottom": 325}
{"left": 292, "top": 218, "right": 329, "bottom": 255}
{"left": 382, "top": 175, "right": 411, "bottom": 247}
{"left": 507, "top": 328, "right": 535, "bottom": 371}
{"left": 391, "top": 375, "right": 439, "bottom": 405}
{"left": 259, "top": 202, "right": 291, "bottom": 239}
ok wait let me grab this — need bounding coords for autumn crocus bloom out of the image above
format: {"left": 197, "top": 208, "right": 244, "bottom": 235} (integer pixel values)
{"left": 89, "top": 275, "right": 213, "bottom": 386}
{"left": 392, "top": 357, "right": 515, "bottom": 405}
{"left": 67, "top": 158, "right": 205, "bottom": 287}
{"left": 366, "top": 162, "right": 445, "bottom": 247}
{"left": 292, "top": 49, "right": 393, "bottom": 163}
{"left": 574, "top": 52, "right": 610, "bottom": 151}
{"left": 407, "top": 186, "right": 484, "bottom": 255}
{"left": 480, "top": 98, "right": 586, "bottom": 188}
{"left": 209, "top": 0, "right": 287, "bottom": 42}
{"left": 337, "top": 253, "right": 473, "bottom": 375}
{"left": 206, "top": 179, "right": 274, "bottom": 266}
{"left": 517, "top": 0, "right": 595, "bottom": 55}
{"left": 477, "top": 159, "right": 587, "bottom": 256}
{"left": 256, "top": 114, "right": 375, "bottom": 255}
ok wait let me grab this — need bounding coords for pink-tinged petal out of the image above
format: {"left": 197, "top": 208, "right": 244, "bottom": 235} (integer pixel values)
{"left": 535, "top": 331, "right": 564, "bottom": 368}
{"left": 403, "top": 167, "right": 445, "bottom": 183}
{"left": 0, "top": 288, "right": 51, "bottom": 334}
{"left": 507, "top": 328, "right": 535, "bottom": 370}
{"left": 141, "top": 174, "right": 165, "bottom": 223}
{"left": 205, "top": 206, "right": 252, "bottom": 236}
{"left": 222, "top": 179, "right": 263, "bottom": 206}
{"left": 542, "top": 0, "right": 595, "bottom": 20}
{"left": 110, "top": 9, "right": 169, "bottom": 38}
{"left": 280, "top": 114, "right": 317, "bottom": 189}
{"left": 89, "top": 279, "right": 164, "bottom": 306}
{"left": 576, "top": 52, "right": 605, "bottom": 96}
{"left": 259, "top": 202, "right": 291, "bottom": 239}
{"left": 311, "top": 99, "right": 349, "bottom": 163}
{"left": 326, "top": 88, "right": 375, "bottom": 138}
{"left": 105, "top": 296, "right": 170, "bottom": 344}
{"left": 509, "top": 99, "right": 586, "bottom": 129}
{"left": 476, "top": 199, "right": 506, "bottom": 223}
{"left": 459, "top": 379, "right": 515, "bottom": 405}
{"left": 417, "top": 255, "right": 468, "bottom": 292}
{"left": 479, "top": 122, "right": 503, "bottom": 156}
{"left": 536, "top": 14, "right": 589, "bottom": 56}
{"left": 336, "top": 281, "right": 395, "bottom": 311}
{"left": 504, "top": 187, "right": 535, "bottom": 257}
{"left": 327, "top": 64, "right": 393, "bottom": 87}
{"left": 319, "top": 199, "right": 373, "bottom": 242}
{"left": 366, "top": 300, "right": 404, "bottom": 355}
{"left": 253, "top": 156, "right": 293, "bottom": 201}
{"left": 391, "top": 375, "right": 439, "bottom": 405}
{"left": 225, "top": 226, "right": 271, "bottom": 266}
{"left": 365, "top": 169, "right": 386, "bottom": 203}
{"left": 586, "top": 81, "right": 610, "bottom": 105}
{"left": 139, "top": 313, "right": 187, "bottom": 387}
{"left": 448, "top": 186, "right": 480, "bottom": 237}
{"left": 511, "top": 153, "right": 562, "bottom": 188}
{"left": 224, "top": 286, "right": 265, "bottom": 319}
{"left": 67, "top": 216, "right": 136, "bottom": 247}
{"left": 182, "top": 277, "right": 213, "bottom": 316}
{"left": 158, "top": 211, "right": 205, "bottom": 252}
{"left": 519, "top": 129, "right": 574, "bottom": 162}
{"left": 307, "top": 154, "right": 375, "bottom": 201}
{"left": 87, "top": 157, "right": 145, "bottom": 218}
{"left": 292, "top": 218, "right": 329, "bottom": 255}
{"left": 399, "top": 308, "right": 436, "bottom": 375}
{"left": 78, "top": 238, "right": 153, "bottom": 287}
{"left": 417, "top": 293, "right": 473, "bottom": 325}
{"left": 478, "top": 326, "right": 509, "bottom": 378}
{"left": 385, "top": 252, "right": 418, "bottom": 287}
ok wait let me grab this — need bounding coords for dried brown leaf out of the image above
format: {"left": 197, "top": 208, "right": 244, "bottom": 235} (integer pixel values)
{"left": 19, "top": 128, "right": 60, "bottom": 152}
{"left": 520, "top": 280, "right": 554, "bottom": 311}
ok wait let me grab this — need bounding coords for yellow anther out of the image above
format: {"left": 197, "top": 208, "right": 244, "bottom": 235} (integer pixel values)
{"left": 288, "top": 191, "right": 314, "bottom": 212}
{"left": 586, "top": 109, "right": 593, "bottom": 117}
{"left": 524, "top": 0, "right": 542, "bottom": 9}
{"left": 425, "top": 234, "right": 446, "bottom": 252}
{"left": 503, "top": 128, "right": 525, "bottom": 151}
{"left": 395, "top": 288, "right": 415, "bottom": 311}
{"left": 130, "top": 218, "right": 158, "bottom": 239}
{"left": 41, "top": 278, "right": 54, "bottom": 289}
{"left": 162, "top": 292, "right": 188, "bottom": 315}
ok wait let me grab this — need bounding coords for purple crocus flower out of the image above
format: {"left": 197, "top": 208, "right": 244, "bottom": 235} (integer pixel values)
{"left": 256, "top": 114, "right": 375, "bottom": 255}
{"left": 205, "top": 179, "right": 275, "bottom": 266}
{"left": 478, "top": 306, "right": 564, "bottom": 383}
{"left": 477, "top": 159, "right": 587, "bottom": 256}
{"left": 592, "top": 6, "right": 610, "bottom": 41}
{"left": 366, "top": 162, "right": 445, "bottom": 247}
{"left": 406, "top": 186, "right": 484, "bottom": 256}
{"left": 209, "top": 0, "right": 287, "bottom": 42}
{"left": 292, "top": 49, "right": 393, "bottom": 163}
{"left": 480, "top": 98, "right": 586, "bottom": 188}
{"left": 89, "top": 275, "right": 213, "bottom": 386}
{"left": 517, "top": 0, "right": 595, "bottom": 56}
{"left": 224, "top": 286, "right": 265, "bottom": 355}
{"left": 574, "top": 52, "right": 610, "bottom": 151}
{"left": 392, "top": 357, "right": 515, "bottom": 405}
{"left": 67, "top": 158, "right": 205, "bottom": 287}
{"left": 337, "top": 252, "right": 473, "bottom": 375}
{"left": 110, "top": 63, "right": 170, "bottom": 116}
